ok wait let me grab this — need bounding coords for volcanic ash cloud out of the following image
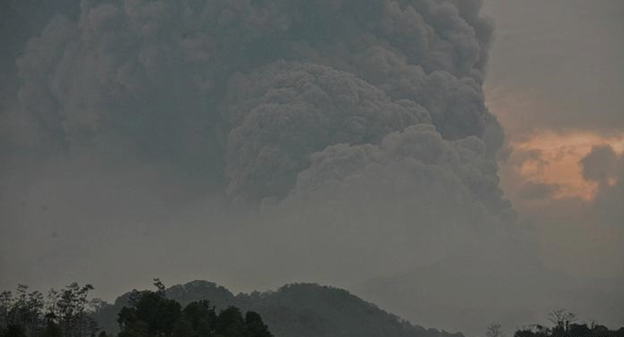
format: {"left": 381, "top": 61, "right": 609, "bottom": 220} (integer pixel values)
{"left": 12, "top": 0, "right": 506, "bottom": 206}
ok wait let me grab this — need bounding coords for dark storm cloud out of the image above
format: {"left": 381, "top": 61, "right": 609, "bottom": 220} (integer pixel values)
{"left": 222, "top": 61, "right": 431, "bottom": 200}
{"left": 8, "top": 0, "right": 503, "bottom": 204}
{"left": 293, "top": 124, "right": 512, "bottom": 218}
{"left": 581, "top": 145, "right": 620, "bottom": 184}
{"left": 8, "top": 1, "right": 617, "bottom": 335}
{"left": 581, "top": 145, "right": 624, "bottom": 227}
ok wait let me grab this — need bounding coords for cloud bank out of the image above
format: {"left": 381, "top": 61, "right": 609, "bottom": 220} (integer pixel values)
{"left": 4, "top": 0, "right": 621, "bottom": 335}
{"left": 8, "top": 0, "right": 504, "bottom": 201}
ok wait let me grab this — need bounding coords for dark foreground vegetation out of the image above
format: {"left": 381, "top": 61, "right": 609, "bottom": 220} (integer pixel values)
{"left": 512, "top": 309, "right": 624, "bottom": 337}
{"left": 2, "top": 281, "right": 623, "bottom": 337}
{"left": 0, "top": 280, "right": 271, "bottom": 337}
{"left": 93, "top": 280, "right": 459, "bottom": 337}
{"left": 0, "top": 283, "right": 98, "bottom": 337}
{"left": 116, "top": 280, "right": 272, "bottom": 337}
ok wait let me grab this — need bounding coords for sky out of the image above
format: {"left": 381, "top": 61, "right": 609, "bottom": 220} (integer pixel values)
{"left": 0, "top": 1, "right": 623, "bottom": 335}
{"left": 482, "top": 0, "right": 624, "bottom": 280}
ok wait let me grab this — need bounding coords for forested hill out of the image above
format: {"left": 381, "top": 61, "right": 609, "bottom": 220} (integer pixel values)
{"left": 94, "top": 281, "right": 464, "bottom": 337}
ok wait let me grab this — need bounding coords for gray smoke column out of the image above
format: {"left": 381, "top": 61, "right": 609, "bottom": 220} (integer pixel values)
{"left": 8, "top": 2, "right": 610, "bottom": 334}
{"left": 222, "top": 61, "right": 431, "bottom": 199}
{"left": 11, "top": 0, "right": 505, "bottom": 205}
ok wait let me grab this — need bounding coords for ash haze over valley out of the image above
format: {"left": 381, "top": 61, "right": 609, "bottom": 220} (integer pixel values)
{"left": 0, "top": 1, "right": 623, "bottom": 336}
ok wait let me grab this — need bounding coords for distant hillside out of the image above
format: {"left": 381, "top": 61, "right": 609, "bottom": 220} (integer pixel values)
{"left": 94, "top": 281, "right": 464, "bottom": 337}
{"left": 352, "top": 255, "right": 624, "bottom": 337}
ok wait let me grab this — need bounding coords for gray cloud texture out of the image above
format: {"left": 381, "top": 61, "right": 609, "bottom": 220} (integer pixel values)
{"left": 5, "top": 1, "right": 621, "bottom": 335}
{"left": 7, "top": 0, "right": 504, "bottom": 203}
{"left": 221, "top": 61, "right": 431, "bottom": 199}
{"left": 581, "top": 145, "right": 624, "bottom": 228}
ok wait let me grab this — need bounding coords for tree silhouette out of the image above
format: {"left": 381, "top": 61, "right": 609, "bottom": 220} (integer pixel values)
{"left": 0, "top": 283, "right": 98, "bottom": 337}
{"left": 486, "top": 324, "right": 505, "bottom": 337}
{"left": 548, "top": 310, "right": 576, "bottom": 336}
{"left": 513, "top": 310, "right": 624, "bottom": 337}
{"left": 116, "top": 280, "right": 273, "bottom": 337}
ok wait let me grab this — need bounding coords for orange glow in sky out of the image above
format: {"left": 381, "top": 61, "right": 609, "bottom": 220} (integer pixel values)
{"left": 512, "top": 131, "right": 624, "bottom": 200}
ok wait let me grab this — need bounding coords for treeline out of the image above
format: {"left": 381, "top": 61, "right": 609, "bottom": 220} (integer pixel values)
{"left": 92, "top": 280, "right": 462, "bottom": 337}
{"left": 0, "top": 280, "right": 273, "bottom": 337}
{"left": 0, "top": 283, "right": 99, "bottom": 337}
{"left": 514, "top": 309, "right": 624, "bottom": 337}
{"left": 4, "top": 280, "right": 623, "bottom": 337}
{"left": 116, "top": 279, "right": 272, "bottom": 337}
{"left": 487, "top": 310, "right": 624, "bottom": 337}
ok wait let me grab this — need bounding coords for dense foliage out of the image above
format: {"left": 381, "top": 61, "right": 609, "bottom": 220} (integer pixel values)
{"left": 94, "top": 281, "right": 463, "bottom": 337}
{"left": 0, "top": 281, "right": 272, "bottom": 337}
{"left": 116, "top": 280, "right": 272, "bottom": 337}
{"left": 0, "top": 283, "right": 99, "bottom": 337}
{"left": 512, "top": 310, "right": 624, "bottom": 337}
{"left": 4, "top": 281, "right": 623, "bottom": 337}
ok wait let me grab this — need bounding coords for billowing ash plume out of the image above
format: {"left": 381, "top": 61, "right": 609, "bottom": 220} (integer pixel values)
{"left": 11, "top": 0, "right": 507, "bottom": 207}
{"left": 222, "top": 61, "right": 431, "bottom": 199}
{"left": 13, "top": 2, "right": 623, "bottom": 333}
{"left": 4, "top": 2, "right": 624, "bottom": 334}
{"left": 293, "top": 124, "right": 512, "bottom": 218}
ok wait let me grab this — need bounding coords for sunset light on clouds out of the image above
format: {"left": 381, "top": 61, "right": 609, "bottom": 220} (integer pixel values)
{"left": 1, "top": 1, "right": 624, "bottom": 335}
{"left": 481, "top": 0, "right": 624, "bottom": 283}
{"left": 512, "top": 131, "right": 624, "bottom": 200}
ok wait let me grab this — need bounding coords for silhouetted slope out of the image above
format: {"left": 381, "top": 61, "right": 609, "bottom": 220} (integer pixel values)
{"left": 235, "top": 283, "right": 461, "bottom": 337}
{"left": 166, "top": 280, "right": 236, "bottom": 308}
{"left": 95, "top": 281, "right": 463, "bottom": 337}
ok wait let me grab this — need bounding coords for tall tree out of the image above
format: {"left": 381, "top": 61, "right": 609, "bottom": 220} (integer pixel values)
{"left": 245, "top": 311, "right": 272, "bottom": 337}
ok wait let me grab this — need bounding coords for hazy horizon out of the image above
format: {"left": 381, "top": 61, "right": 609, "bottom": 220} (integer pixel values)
{"left": 1, "top": 1, "right": 623, "bottom": 336}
